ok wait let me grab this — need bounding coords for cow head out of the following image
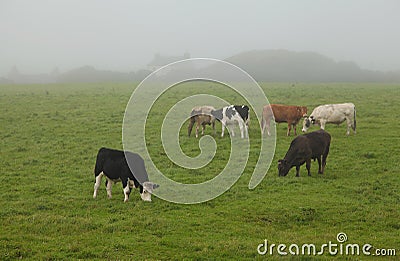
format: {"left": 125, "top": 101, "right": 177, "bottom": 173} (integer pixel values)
{"left": 210, "top": 109, "right": 223, "bottom": 122}
{"left": 302, "top": 116, "right": 315, "bottom": 132}
{"left": 140, "top": 182, "right": 160, "bottom": 202}
{"left": 298, "top": 106, "right": 308, "bottom": 117}
{"left": 278, "top": 159, "right": 290, "bottom": 176}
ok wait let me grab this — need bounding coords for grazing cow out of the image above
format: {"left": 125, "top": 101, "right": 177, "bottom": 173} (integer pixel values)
{"left": 302, "top": 103, "right": 356, "bottom": 135}
{"left": 261, "top": 104, "right": 307, "bottom": 136}
{"left": 278, "top": 130, "right": 331, "bottom": 177}
{"left": 93, "top": 147, "right": 159, "bottom": 202}
{"left": 211, "top": 105, "right": 250, "bottom": 138}
{"left": 188, "top": 106, "right": 216, "bottom": 138}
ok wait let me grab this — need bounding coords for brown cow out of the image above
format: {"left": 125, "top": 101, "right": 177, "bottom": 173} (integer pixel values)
{"left": 261, "top": 104, "right": 307, "bottom": 136}
{"left": 188, "top": 106, "right": 216, "bottom": 138}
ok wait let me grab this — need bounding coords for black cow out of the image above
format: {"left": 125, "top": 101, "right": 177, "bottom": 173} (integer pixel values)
{"left": 93, "top": 147, "right": 159, "bottom": 202}
{"left": 211, "top": 105, "right": 250, "bottom": 138}
{"left": 278, "top": 130, "right": 331, "bottom": 177}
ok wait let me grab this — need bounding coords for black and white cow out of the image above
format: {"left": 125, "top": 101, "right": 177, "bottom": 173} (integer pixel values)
{"left": 211, "top": 105, "right": 250, "bottom": 138}
{"left": 302, "top": 103, "right": 356, "bottom": 135}
{"left": 93, "top": 147, "right": 159, "bottom": 202}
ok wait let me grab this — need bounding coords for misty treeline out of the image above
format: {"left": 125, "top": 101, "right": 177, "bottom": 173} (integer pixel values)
{"left": 2, "top": 65, "right": 152, "bottom": 84}
{"left": 225, "top": 50, "right": 400, "bottom": 82}
{"left": 2, "top": 50, "right": 400, "bottom": 84}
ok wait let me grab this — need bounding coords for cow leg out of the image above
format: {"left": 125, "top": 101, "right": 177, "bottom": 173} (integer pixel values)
{"left": 346, "top": 117, "right": 351, "bottom": 136}
{"left": 221, "top": 122, "right": 225, "bottom": 137}
{"left": 106, "top": 179, "right": 113, "bottom": 198}
{"left": 128, "top": 179, "right": 135, "bottom": 190}
{"left": 212, "top": 121, "right": 216, "bottom": 136}
{"left": 321, "top": 146, "right": 329, "bottom": 174}
{"left": 122, "top": 179, "right": 131, "bottom": 202}
{"left": 261, "top": 118, "right": 267, "bottom": 136}
{"left": 230, "top": 125, "right": 235, "bottom": 137}
{"left": 321, "top": 157, "right": 327, "bottom": 174}
{"left": 266, "top": 119, "right": 271, "bottom": 136}
{"left": 293, "top": 124, "right": 297, "bottom": 135}
{"left": 238, "top": 121, "right": 244, "bottom": 138}
{"left": 93, "top": 171, "right": 103, "bottom": 199}
{"left": 261, "top": 118, "right": 265, "bottom": 136}
{"left": 306, "top": 159, "right": 311, "bottom": 176}
{"left": 320, "top": 120, "right": 326, "bottom": 130}
{"left": 201, "top": 123, "right": 206, "bottom": 135}
{"left": 195, "top": 122, "right": 200, "bottom": 138}
{"left": 295, "top": 165, "right": 300, "bottom": 177}
{"left": 287, "top": 124, "right": 291, "bottom": 136}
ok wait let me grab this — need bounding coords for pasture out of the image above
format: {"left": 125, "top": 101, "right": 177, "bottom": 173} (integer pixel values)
{"left": 0, "top": 82, "right": 399, "bottom": 259}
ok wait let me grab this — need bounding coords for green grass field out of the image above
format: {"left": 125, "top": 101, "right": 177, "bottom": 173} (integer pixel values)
{"left": 0, "top": 82, "right": 399, "bottom": 260}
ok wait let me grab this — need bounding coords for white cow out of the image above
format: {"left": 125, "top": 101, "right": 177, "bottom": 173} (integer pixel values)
{"left": 302, "top": 103, "right": 356, "bottom": 135}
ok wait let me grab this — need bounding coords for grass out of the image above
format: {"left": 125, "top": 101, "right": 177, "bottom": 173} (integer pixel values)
{"left": 0, "top": 82, "right": 399, "bottom": 260}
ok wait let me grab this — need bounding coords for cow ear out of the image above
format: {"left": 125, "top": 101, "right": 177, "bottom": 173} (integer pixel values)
{"left": 153, "top": 183, "right": 160, "bottom": 189}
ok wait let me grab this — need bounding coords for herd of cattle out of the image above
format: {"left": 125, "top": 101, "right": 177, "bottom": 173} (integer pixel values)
{"left": 93, "top": 102, "right": 356, "bottom": 202}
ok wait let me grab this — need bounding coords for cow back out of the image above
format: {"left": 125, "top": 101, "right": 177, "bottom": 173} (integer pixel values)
{"left": 125, "top": 151, "right": 149, "bottom": 184}
{"left": 283, "top": 130, "right": 330, "bottom": 164}
{"left": 266, "top": 104, "right": 307, "bottom": 123}
{"left": 304, "top": 130, "right": 331, "bottom": 157}
{"left": 96, "top": 148, "right": 127, "bottom": 180}
{"left": 95, "top": 148, "right": 149, "bottom": 184}
{"left": 191, "top": 106, "right": 215, "bottom": 117}
{"left": 234, "top": 105, "right": 249, "bottom": 121}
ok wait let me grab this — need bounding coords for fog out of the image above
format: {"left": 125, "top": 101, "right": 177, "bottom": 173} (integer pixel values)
{"left": 1, "top": 0, "right": 400, "bottom": 76}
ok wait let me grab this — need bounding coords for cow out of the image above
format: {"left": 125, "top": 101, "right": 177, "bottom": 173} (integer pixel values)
{"left": 278, "top": 130, "right": 331, "bottom": 177}
{"left": 93, "top": 147, "right": 159, "bottom": 202}
{"left": 211, "top": 105, "right": 250, "bottom": 138}
{"left": 261, "top": 104, "right": 307, "bottom": 136}
{"left": 302, "top": 103, "right": 356, "bottom": 135}
{"left": 188, "top": 106, "right": 216, "bottom": 138}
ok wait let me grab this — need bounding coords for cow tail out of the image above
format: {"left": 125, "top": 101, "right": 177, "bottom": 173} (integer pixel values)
{"left": 94, "top": 148, "right": 105, "bottom": 176}
{"left": 353, "top": 105, "right": 357, "bottom": 132}
{"left": 260, "top": 115, "right": 264, "bottom": 131}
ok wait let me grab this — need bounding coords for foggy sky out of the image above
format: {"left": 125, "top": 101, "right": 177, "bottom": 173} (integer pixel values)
{"left": 1, "top": 0, "right": 399, "bottom": 76}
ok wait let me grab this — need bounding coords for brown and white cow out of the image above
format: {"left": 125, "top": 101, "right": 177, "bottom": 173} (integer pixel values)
{"left": 261, "top": 104, "right": 307, "bottom": 136}
{"left": 188, "top": 106, "right": 216, "bottom": 138}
